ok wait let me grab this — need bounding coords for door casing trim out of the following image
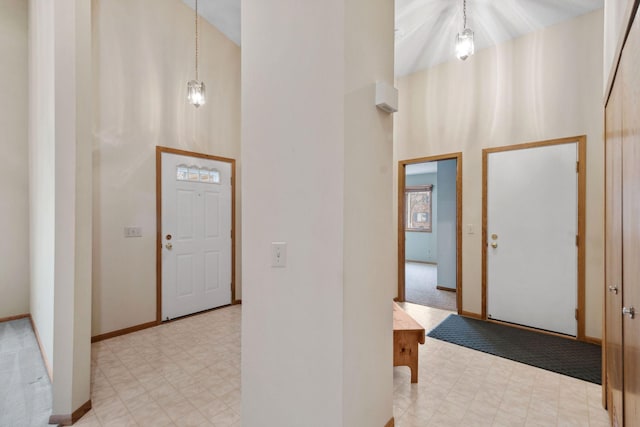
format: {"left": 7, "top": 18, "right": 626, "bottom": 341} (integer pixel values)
{"left": 397, "top": 153, "right": 463, "bottom": 312}
{"left": 155, "top": 146, "right": 237, "bottom": 324}
{"left": 481, "top": 135, "right": 587, "bottom": 340}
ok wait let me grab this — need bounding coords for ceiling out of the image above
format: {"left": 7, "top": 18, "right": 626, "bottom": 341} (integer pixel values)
{"left": 184, "top": 0, "right": 603, "bottom": 77}
{"left": 395, "top": 0, "right": 603, "bottom": 75}
{"left": 182, "top": 0, "right": 241, "bottom": 45}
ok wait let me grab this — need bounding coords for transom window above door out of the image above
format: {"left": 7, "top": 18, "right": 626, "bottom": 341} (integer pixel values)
{"left": 176, "top": 164, "right": 221, "bottom": 184}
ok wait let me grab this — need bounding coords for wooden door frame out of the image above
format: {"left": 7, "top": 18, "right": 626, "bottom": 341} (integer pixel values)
{"left": 397, "top": 153, "right": 463, "bottom": 313}
{"left": 481, "top": 136, "right": 587, "bottom": 340}
{"left": 155, "top": 146, "right": 237, "bottom": 324}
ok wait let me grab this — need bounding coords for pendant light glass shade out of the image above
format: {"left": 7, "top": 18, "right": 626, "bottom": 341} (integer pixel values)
{"left": 187, "top": 80, "right": 206, "bottom": 107}
{"left": 455, "top": 28, "right": 474, "bottom": 60}
{"left": 455, "top": 0, "right": 474, "bottom": 61}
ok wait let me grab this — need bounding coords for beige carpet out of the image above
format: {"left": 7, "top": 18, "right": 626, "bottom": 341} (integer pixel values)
{"left": 0, "top": 317, "right": 54, "bottom": 427}
{"left": 405, "top": 262, "right": 456, "bottom": 311}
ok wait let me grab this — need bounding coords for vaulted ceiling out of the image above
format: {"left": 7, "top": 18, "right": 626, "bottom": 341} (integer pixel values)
{"left": 395, "top": 0, "right": 603, "bottom": 75}
{"left": 183, "top": 0, "right": 604, "bottom": 77}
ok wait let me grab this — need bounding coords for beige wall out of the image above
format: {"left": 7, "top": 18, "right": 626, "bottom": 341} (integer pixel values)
{"left": 603, "top": 0, "right": 635, "bottom": 94}
{"left": 0, "top": 0, "right": 29, "bottom": 318}
{"left": 395, "top": 10, "right": 605, "bottom": 339}
{"left": 29, "top": 0, "right": 56, "bottom": 372}
{"left": 241, "top": 0, "right": 394, "bottom": 424}
{"left": 92, "top": 0, "right": 241, "bottom": 336}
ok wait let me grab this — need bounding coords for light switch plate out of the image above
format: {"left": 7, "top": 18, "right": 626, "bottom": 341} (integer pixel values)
{"left": 271, "top": 242, "right": 287, "bottom": 267}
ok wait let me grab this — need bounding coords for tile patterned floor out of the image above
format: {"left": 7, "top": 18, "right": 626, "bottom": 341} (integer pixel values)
{"left": 394, "top": 302, "right": 610, "bottom": 427}
{"left": 76, "top": 303, "right": 610, "bottom": 426}
{"left": 77, "top": 307, "right": 241, "bottom": 427}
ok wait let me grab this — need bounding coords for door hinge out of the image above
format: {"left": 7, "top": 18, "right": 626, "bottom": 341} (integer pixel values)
{"left": 576, "top": 161, "right": 579, "bottom": 172}
{"left": 576, "top": 235, "right": 579, "bottom": 246}
{"left": 575, "top": 308, "right": 579, "bottom": 320}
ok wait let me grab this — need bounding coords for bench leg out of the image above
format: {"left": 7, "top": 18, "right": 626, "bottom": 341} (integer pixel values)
{"left": 394, "top": 335, "right": 420, "bottom": 383}
{"left": 410, "top": 358, "right": 418, "bottom": 383}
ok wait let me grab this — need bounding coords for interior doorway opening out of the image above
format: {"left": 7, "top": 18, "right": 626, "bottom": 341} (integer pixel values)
{"left": 398, "top": 153, "right": 462, "bottom": 312}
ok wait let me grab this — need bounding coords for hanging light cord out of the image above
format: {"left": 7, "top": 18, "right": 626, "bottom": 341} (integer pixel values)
{"left": 195, "top": 0, "right": 199, "bottom": 81}
{"left": 463, "top": 0, "right": 467, "bottom": 29}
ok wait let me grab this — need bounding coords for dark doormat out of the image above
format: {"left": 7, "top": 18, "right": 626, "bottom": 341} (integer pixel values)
{"left": 427, "top": 314, "right": 601, "bottom": 384}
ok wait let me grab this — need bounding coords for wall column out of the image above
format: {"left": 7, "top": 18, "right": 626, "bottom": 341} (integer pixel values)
{"left": 29, "top": 0, "right": 92, "bottom": 422}
{"left": 241, "top": 0, "right": 395, "bottom": 425}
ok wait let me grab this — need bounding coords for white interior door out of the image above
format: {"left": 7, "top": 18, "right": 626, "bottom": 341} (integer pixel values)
{"left": 161, "top": 152, "right": 232, "bottom": 320}
{"left": 487, "top": 143, "right": 577, "bottom": 336}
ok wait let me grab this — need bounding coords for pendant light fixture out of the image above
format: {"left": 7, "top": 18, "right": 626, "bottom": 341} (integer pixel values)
{"left": 455, "top": 0, "right": 474, "bottom": 61}
{"left": 187, "top": 0, "right": 206, "bottom": 107}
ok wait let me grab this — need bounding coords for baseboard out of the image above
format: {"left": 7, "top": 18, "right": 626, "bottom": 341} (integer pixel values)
{"left": 459, "top": 310, "right": 482, "bottom": 319}
{"left": 91, "top": 321, "right": 158, "bottom": 343}
{"left": 162, "top": 304, "right": 235, "bottom": 325}
{"left": 385, "top": 416, "right": 395, "bottom": 427}
{"left": 49, "top": 399, "right": 92, "bottom": 426}
{"left": 92, "top": 303, "right": 241, "bottom": 343}
{"left": 29, "top": 315, "right": 53, "bottom": 381}
{"left": 436, "top": 285, "right": 456, "bottom": 292}
{"left": 405, "top": 259, "right": 437, "bottom": 265}
{"left": 0, "top": 313, "right": 30, "bottom": 323}
{"left": 72, "top": 400, "right": 92, "bottom": 424}
{"left": 584, "top": 335, "right": 602, "bottom": 346}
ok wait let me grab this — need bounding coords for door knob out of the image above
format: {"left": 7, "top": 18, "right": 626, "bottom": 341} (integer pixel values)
{"left": 622, "top": 307, "right": 635, "bottom": 319}
{"left": 490, "top": 242, "right": 498, "bottom": 248}
{"left": 608, "top": 285, "right": 619, "bottom": 294}
{"left": 165, "top": 243, "right": 173, "bottom": 250}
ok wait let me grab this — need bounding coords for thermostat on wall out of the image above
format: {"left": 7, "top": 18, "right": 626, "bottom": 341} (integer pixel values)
{"left": 375, "top": 81, "right": 398, "bottom": 113}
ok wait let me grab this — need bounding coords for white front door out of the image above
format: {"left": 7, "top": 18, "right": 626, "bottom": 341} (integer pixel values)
{"left": 486, "top": 142, "right": 578, "bottom": 336}
{"left": 161, "top": 152, "right": 232, "bottom": 320}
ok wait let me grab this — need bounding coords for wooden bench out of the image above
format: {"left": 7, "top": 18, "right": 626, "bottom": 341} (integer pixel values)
{"left": 393, "top": 302, "right": 425, "bottom": 383}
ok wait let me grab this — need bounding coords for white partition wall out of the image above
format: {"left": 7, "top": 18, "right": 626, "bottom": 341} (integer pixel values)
{"left": 29, "top": 0, "right": 92, "bottom": 420}
{"left": 241, "top": 0, "right": 395, "bottom": 425}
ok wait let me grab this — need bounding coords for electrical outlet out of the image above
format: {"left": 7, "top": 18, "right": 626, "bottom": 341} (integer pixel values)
{"left": 124, "top": 226, "right": 142, "bottom": 238}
